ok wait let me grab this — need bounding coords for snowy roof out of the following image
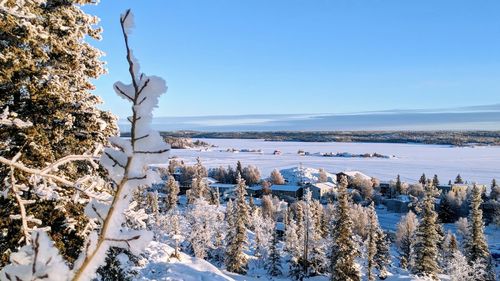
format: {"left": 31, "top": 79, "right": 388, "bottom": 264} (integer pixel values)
{"left": 271, "top": 184, "right": 302, "bottom": 192}
{"left": 247, "top": 185, "right": 262, "bottom": 191}
{"left": 203, "top": 177, "right": 218, "bottom": 184}
{"left": 340, "top": 171, "right": 372, "bottom": 181}
{"left": 279, "top": 166, "right": 337, "bottom": 185}
{"left": 311, "top": 182, "right": 337, "bottom": 190}
{"left": 209, "top": 183, "right": 236, "bottom": 189}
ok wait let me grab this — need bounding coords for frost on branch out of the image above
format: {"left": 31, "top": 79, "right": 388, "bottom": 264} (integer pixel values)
{"left": 0, "top": 230, "right": 70, "bottom": 281}
{"left": 73, "top": 9, "right": 170, "bottom": 281}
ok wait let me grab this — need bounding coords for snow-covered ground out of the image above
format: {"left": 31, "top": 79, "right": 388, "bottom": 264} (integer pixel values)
{"left": 167, "top": 138, "right": 500, "bottom": 184}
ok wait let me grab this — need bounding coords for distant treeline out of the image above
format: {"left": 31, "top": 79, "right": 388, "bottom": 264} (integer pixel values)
{"left": 123, "top": 131, "right": 500, "bottom": 146}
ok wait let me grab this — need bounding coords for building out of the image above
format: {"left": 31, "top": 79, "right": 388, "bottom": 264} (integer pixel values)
{"left": 209, "top": 183, "right": 237, "bottom": 199}
{"left": 306, "top": 182, "right": 337, "bottom": 201}
{"left": 270, "top": 184, "right": 303, "bottom": 202}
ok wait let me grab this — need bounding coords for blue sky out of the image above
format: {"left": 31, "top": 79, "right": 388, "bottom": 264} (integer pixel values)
{"left": 86, "top": 0, "right": 500, "bottom": 118}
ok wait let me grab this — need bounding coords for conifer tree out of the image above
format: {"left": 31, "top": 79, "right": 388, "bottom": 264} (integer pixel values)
{"left": 396, "top": 210, "right": 418, "bottom": 269}
{"left": 303, "top": 189, "right": 327, "bottom": 276}
{"left": 442, "top": 231, "right": 458, "bottom": 268}
{"left": 225, "top": 173, "right": 249, "bottom": 273}
{"left": 285, "top": 217, "right": 303, "bottom": 280}
{"left": 366, "top": 203, "right": 378, "bottom": 281}
{"left": 267, "top": 222, "right": 282, "bottom": 277}
{"left": 165, "top": 175, "right": 180, "bottom": 211}
{"left": 330, "top": 176, "right": 360, "bottom": 281}
{"left": 432, "top": 175, "right": 439, "bottom": 187}
{"left": 419, "top": 173, "right": 427, "bottom": 185}
{"left": 412, "top": 183, "right": 441, "bottom": 279}
{"left": 454, "top": 174, "right": 464, "bottom": 184}
{"left": 0, "top": 0, "right": 116, "bottom": 171}
{"left": 374, "top": 228, "right": 391, "bottom": 279}
{"left": 463, "top": 184, "right": 494, "bottom": 281}
{"left": 187, "top": 158, "right": 210, "bottom": 204}
{"left": 396, "top": 175, "right": 403, "bottom": 195}
{"left": 0, "top": 0, "right": 117, "bottom": 265}
{"left": 236, "top": 160, "right": 243, "bottom": 177}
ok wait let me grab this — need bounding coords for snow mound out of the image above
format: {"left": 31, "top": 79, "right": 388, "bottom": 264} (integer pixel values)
{"left": 135, "top": 241, "right": 234, "bottom": 281}
{"left": 279, "top": 166, "right": 336, "bottom": 185}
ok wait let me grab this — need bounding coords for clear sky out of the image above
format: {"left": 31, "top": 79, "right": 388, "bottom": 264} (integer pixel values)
{"left": 85, "top": 0, "right": 500, "bottom": 118}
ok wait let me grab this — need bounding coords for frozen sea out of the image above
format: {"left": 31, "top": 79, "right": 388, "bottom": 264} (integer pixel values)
{"left": 167, "top": 138, "right": 500, "bottom": 184}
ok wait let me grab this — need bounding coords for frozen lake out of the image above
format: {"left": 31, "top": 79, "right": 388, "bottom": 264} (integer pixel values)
{"left": 168, "top": 138, "right": 500, "bottom": 184}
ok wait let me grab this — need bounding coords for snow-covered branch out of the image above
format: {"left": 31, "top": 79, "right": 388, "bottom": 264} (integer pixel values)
{"left": 71, "top": 9, "right": 170, "bottom": 281}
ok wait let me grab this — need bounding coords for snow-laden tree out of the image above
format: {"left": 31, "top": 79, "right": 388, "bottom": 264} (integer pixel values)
{"left": 267, "top": 222, "right": 282, "bottom": 277}
{"left": 411, "top": 184, "right": 441, "bottom": 279}
{"left": 187, "top": 158, "right": 210, "bottom": 204}
{"left": 251, "top": 207, "right": 274, "bottom": 263}
{"left": 270, "top": 168, "right": 285, "bottom": 185}
{"left": 186, "top": 198, "right": 224, "bottom": 259}
{"left": 303, "top": 189, "right": 327, "bottom": 276}
{"left": 163, "top": 210, "right": 184, "bottom": 260}
{"left": 441, "top": 231, "right": 458, "bottom": 269}
{"left": 1, "top": 9, "right": 170, "bottom": 281}
{"left": 0, "top": 0, "right": 117, "bottom": 265}
{"left": 164, "top": 175, "right": 180, "bottom": 211}
{"left": 330, "top": 176, "right": 360, "bottom": 281}
{"left": 447, "top": 250, "right": 473, "bottom": 281}
{"left": 261, "top": 194, "right": 275, "bottom": 220}
{"left": 396, "top": 211, "right": 418, "bottom": 270}
{"left": 318, "top": 168, "right": 328, "bottom": 183}
{"left": 455, "top": 217, "right": 469, "bottom": 240}
{"left": 365, "top": 202, "right": 390, "bottom": 280}
{"left": 463, "top": 184, "right": 495, "bottom": 281}
{"left": 242, "top": 165, "right": 261, "bottom": 186}
{"left": 0, "top": 0, "right": 116, "bottom": 171}
{"left": 225, "top": 174, "right": 249, "bottom": 274}
{"left": 285, "top": 217, "right": 301, "bottom": 260}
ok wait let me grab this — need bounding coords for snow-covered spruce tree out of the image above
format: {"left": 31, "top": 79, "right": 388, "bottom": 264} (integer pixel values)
{"left": 0, "top": 0, "right": 116, "bottom": 169}
{"left": 251, "top": 207, "right": 273, "bottom": 263}
{"left": 442, "top": 231, "right": 458, "bottom": 269}
{"left": 463, "top": 184, "right": 495, "bottom": 281}
{"left": 225, "top": 173, "right": 249, "bottom": 273}
{"left": 210, "top": 211, "right": 227, "bottom": 264}
{"left": 186, "top": 197, "right": 223, "bottom": 259}
{"left": 447, "top": 250, "right": 473, "bottom": 281}
{"left": 187, "top": 158, "right": 210, "bottom": 204}
{"left": 411, "top": 183, "right": 441, "bottom": 279}
{"left": 285, "top": 217, "right": 303, "bottom": 280}
{"left": 374, "top": 223, "right": 390, "bottom": 279}
{"left": 365, "top": 202, "right": 390, "bottom": 280}
{"left": 0, "top": 0, "right": 117, "bottom": 265}
{"left": 164, "top": 175, "right": 179, "bottom": 211}
{"left": 267, "top": 222, "right": 282, "bottom": 277}
{"left": 396, "top": 210, "right": 418, "bottom": 270}
{"left": 303, "top": 189, "right": 327, "bottom": 276}
{"left": 330, "top": 176, "right": 360, "bottom": 281}
{"left": 166, "top": 210, "right": 183, "bottom": 260}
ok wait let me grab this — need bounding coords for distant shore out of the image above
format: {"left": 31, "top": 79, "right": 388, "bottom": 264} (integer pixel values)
{"left": 120, "top": 130, "right": 500, "bottom": 146}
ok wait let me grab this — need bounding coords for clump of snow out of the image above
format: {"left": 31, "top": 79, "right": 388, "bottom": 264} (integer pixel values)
{"left": 135, "top": 241, "right": 234, "bottom": 281}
